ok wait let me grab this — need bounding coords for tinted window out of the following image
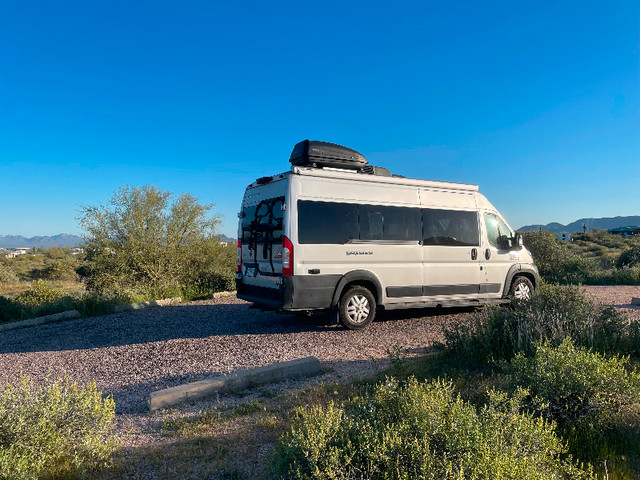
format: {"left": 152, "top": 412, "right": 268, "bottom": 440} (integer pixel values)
{"left": 298, "top": 201, "right": 421, "bottom": 244}
{"left": 423, "top": 209, "right": 479, "bottom": 246}
{"left": 359, "top": 205, "right": 421, "bottom": 241}
{"left": 241, "top": 197, "right": 284, "bottom": 243}
{"left": 298, "top": 201, "right": 359, "bottom": 244}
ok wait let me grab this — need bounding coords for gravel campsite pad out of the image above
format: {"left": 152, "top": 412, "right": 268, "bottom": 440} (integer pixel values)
{"left": 1, "top": 286, "right": 639, "bottom": 449}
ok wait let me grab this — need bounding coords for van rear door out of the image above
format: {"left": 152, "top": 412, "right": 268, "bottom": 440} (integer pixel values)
{"left": 238, "top": 180, "right": 286, "bottom": 304}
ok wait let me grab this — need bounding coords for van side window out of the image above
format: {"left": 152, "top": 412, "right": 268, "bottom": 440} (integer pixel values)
{"left": 422, "top": 209, "right": 479, "bottom": 246}
{"left": 298, "top": 201, "right": 359, "bottom": 244}
{"left": 298, "top": 201, "right": 421, "bottom": 244}
{"left": 484, "top": 213, "right": 512, "bottom": 249}
{"left": 360, "top": 205, "right": 422, "bottom": 241}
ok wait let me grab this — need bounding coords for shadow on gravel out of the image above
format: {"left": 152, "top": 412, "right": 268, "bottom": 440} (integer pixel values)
{"left": 0, "top": 303, "right": 335, "bottom": 354}
{"left": 105, "top": 355, "right": 439, "bottom": 415}
{"left": 0, "top": 302, "right": 472, "bottom": 355}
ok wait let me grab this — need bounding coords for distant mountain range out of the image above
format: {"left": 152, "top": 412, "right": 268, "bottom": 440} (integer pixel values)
{"left": 0, "top": 233, "right": 236, "bottom": 249}
{"left": 518, "top": 216, "right": 640, "bottom": 234}
{"left": 0, "top": 234, "right": 85, "bottom": 249}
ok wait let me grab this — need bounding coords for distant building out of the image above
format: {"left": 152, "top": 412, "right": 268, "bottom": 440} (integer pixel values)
{"left": 557, "top": 232, "right": 572, "bottom": 242}
{"left": 608, "top": 225, "right": 640, "bottom": 237}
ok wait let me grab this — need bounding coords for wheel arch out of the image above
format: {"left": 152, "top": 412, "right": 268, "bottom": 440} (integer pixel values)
{"left": 502, "top": 264, "right": 539, "bottom": 298}
{"left": 331, "top": 270, "right": 383, "bottom": 308}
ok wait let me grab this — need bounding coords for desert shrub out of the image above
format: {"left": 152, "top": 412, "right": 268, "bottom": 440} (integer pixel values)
{"left": 15, "top": 280, "right": 66, "bottom": 306}
{"left": 617, "top": 245, "right": 640, "bottom": 269}
{"left": 0, "top": 296, "right": 22, "bottom": 323}
{"left": 79, "top": 185, "right": 233, "bottom": 297}
{"left": 509, "top": 339, "right": 640, "bottom": 428}
{"left": 508, "top": 339, "right": 640, "bottom": 459}
{"left": 273, "top": 377, "right": 592, "bottom": 480}
{"left": 0, "top": 264, "right": 18, "bottom": 284}
{"left": 523, "top": 230, "right": 572, "bottom": 278}
{"left": 0, "top": 376, "right": 117, "bottom": 480}
{"left": 556, "top": 257, "right": 598, "bottom": 284}
{"left": 443, "top": 284, "right": 628, "bottom": 363}
{"left": 39, "top": 261, "right": 80, "bottom": 282}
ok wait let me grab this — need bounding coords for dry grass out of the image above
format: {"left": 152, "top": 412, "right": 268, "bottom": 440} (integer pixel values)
{"left": 0, "top": 280, "right": 85, "bottom": 298}
{"left": 94, "top": 383, "right": 354, "bottom": 479}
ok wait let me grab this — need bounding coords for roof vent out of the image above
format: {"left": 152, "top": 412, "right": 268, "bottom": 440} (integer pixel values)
{"left": 362, "top": 165, "right": 392, "bottom": 177}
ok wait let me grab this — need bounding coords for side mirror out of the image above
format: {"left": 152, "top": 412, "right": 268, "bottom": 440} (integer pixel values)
{"left": 514, "top": 233, "right": 523, "bottom": 249}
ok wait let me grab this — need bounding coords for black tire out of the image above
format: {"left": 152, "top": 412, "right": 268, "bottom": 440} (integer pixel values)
{"left": 338, "top": 286, "right": 376, "bottom": 330}
{"left": 509, "top": 276, "right": 534, "bottom": 300}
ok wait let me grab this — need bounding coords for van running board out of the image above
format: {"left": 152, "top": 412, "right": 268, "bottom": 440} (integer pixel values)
{"left": 383, "top": 298, "right": 510, "bottom": 311}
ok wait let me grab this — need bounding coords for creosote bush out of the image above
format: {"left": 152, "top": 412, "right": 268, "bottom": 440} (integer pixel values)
{"left": 272, "top": 377, "right": 592, "bottom": 480}
{"left": 0, "top": 376, "right": 117, "bottom": 480}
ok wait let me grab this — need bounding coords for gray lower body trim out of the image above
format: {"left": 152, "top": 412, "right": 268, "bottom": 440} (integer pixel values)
{"left": 237, "top": 275, "right": 341, "bottom": 311}
{"left": 386, "top": 283, "right": 502, "bottom": 298}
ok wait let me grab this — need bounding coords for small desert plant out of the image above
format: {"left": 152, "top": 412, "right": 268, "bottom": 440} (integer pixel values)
{"left": 0, "top": 375, "right": 117, "bottom": 480}
{"left": 272, "top": 377, "right": 593, "bottom": 479}
{"left": 617, "top": 245, "right": 640, "bottom": 269}
{"left": 0, "top": 264, "right": 18, "bottom": 284}
{"left": 15, "top": 279, "right": 66, "bottom": 306}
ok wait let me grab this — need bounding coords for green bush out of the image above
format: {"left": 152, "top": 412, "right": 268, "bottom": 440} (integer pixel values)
{"left": 0, "top": 296, "right": 23, "bottom": 323}
{"left": 509, "top": 338, "right": 640, "bottom": 428}
{"left": 15, "top": 280, "right": 66, "bottom": 306}
{"left": 40, "top": 262, "right": 79, "bottom": 282}
{"left": 79, "top": 185, "right": 234, "bottom": 297}
{"left": 272, "top": 377, "right": 592, "bottom": 480}
{"left": 617, "top": 245, "right": 640, "bottom": 269}
{"left": 443, "top": 284, "right": 628, "bottom": 363}
{"left": 508, "top": 339, "right": 640, "bottom": 460}
{"left": 0, "top": 376, "right": 117, "bottom": 480}
{"left": 0, "top": 264, "right": 18, "bottom": 284}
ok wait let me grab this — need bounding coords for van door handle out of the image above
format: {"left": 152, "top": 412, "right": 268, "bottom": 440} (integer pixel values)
{"left": 485, "top": 249, "right": 491, "bottom": 260}
{"left": 471, "top": 248, "right": 477, "bottom": 260}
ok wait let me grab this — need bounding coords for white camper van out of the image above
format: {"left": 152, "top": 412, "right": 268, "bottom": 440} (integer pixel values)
{"left": 236, "top": 140, "right": 538, "bottom": 330}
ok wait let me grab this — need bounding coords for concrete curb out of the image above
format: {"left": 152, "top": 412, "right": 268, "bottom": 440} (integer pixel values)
{"left": 114, "top": 297, "right": 182, "bottom": 313}
{"left": 0, "top": 309, "right": 81, "bottom": 332}
{"left": 149, "top": 356, "right": 322, "bottom": 411}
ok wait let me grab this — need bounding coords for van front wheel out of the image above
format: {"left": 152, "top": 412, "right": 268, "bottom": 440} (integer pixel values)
{"left": 509, "top": 276, "right": 534, "bottom": 300}
{"left": 339, "top": 286, "right": 376, "bottom": 330}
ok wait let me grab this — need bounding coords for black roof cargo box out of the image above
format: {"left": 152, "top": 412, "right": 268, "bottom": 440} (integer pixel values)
{"left": 289, "top": 140, "right": 368, "bottom": 170}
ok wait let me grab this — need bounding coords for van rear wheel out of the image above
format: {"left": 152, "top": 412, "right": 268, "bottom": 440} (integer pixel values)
{"left": 509, "top": 276, "right": 534, "bottom": 300}
{"left": 339, "top": 286, "right": 376, "bottom": 330}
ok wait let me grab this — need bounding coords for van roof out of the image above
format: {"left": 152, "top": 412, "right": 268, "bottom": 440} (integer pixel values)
{"left": 293, "top": 166, "right": 479, "bottom": 192}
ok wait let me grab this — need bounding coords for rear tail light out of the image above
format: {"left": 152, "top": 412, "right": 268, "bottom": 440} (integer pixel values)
{"left": 237, "top": 239, "right": 242, "bottom": 273}
{"left": 282, "top": 235, "right": 293, "bottom": 276}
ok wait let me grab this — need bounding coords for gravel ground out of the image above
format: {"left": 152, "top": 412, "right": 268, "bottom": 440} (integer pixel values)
{"left": 1, "top": 286, "right": 639, "bottom": 450}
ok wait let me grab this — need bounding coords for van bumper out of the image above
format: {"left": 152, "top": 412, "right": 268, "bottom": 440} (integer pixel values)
{"left": 236, "top": 275, "right": 340, "bottom": 311}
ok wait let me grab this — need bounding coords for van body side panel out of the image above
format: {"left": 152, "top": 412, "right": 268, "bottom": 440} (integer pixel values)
{"left": 294, "top": 176, "right": 423, "bottom": 307}
{"left": 419, "top": 190, "right": 483, "bottom": 301}
{"left": 480, "top": 210, "right": 518, "bottom": 298}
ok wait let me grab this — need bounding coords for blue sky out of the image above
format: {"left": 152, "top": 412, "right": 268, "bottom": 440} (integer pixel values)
{"left": 1, "top": 0, "right": 638, "bottom": 238}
